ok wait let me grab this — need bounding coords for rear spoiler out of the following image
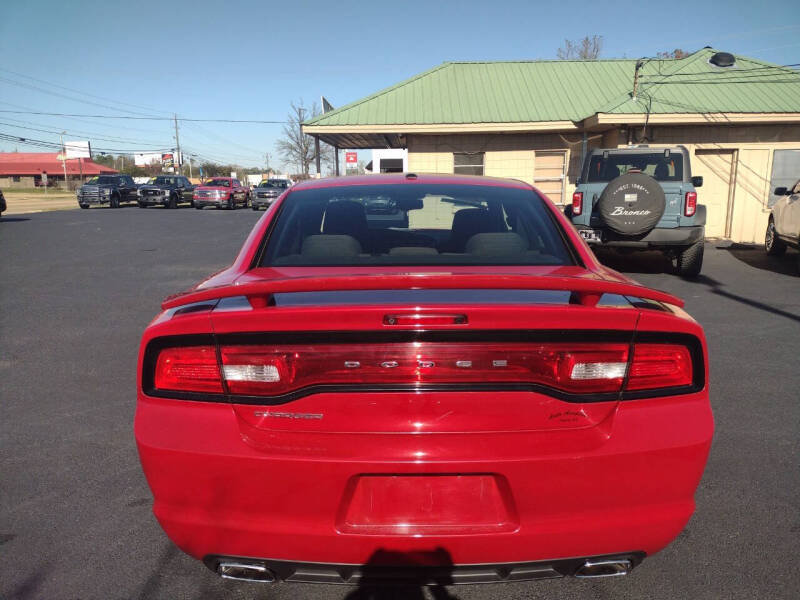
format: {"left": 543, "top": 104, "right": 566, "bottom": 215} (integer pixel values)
{"left": 162, "top": 274, "right": 684, "bottom": 310}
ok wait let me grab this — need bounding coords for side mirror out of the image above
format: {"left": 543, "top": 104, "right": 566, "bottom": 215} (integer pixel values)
{"left": 774, "top": 187, "right": 788, "bottom": 196}
{"left": 691, "top": 176, "right": 703, "bottom": 188}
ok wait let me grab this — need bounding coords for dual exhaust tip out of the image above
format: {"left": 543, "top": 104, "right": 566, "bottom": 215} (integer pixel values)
{"left": 574, "top": 558, "right": 633, "bottom": 578}
{"left": 217, "top": 561, "right": 276, "bottom": 583}
{"left": 215, "top": 557, "right": 633, "bottom": 584}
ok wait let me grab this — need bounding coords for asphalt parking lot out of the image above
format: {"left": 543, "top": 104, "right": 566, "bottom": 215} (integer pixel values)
{"left": 1, "top": 206, "right": 799, "bottom": 600}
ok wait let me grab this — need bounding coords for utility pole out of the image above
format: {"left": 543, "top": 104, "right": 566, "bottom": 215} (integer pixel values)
{"left": 60, "top": 132, "right": 68, "bottom": 189}
{"left": 173, "top": 114, "right": 182, "bottom": 175}
{"left": 632, "top": 59, "right": 644, "bottom": 101}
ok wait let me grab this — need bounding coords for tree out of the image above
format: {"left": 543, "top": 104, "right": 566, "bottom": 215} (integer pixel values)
{"left": 276, "top": 99, "right": 339, "bottom": 176}
{"left": 657, "top": 49, "right": 690, "bottom": 59}
{"left": 276, "top": 100, "right": 317, "bottom": 176}
{"left": 557, "top": 35, "right": 603, "bottom": 60}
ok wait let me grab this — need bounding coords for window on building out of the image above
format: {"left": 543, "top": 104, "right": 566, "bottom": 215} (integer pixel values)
{"left": 13, "top": 176, "right": 20, "bottom": 182}
{"left": 379, "top": 158, "right": 404, "bottom": 173}
{"left": 769, "top": 149, "right": 800, "bottom": 207}
{"left": 534, "top": 150, "right": 568, "bottom": 204}
{"left": 453, "top": 153, "right": 484, "bottom": 176}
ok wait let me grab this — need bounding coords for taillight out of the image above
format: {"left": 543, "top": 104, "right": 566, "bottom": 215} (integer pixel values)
{"left": 149, "top": 341, "right": 695, "bottom": 398}
{"left": 572, "top": 191, "right": 583, "bottom": 216}
{"left": 218, "top": 343, "right": 630, "bottom": 396}
{"left": 627, "top": 343, "right": 693, "bottom": 391}
{"left": 154, "top": 345, "right": 223, "bottom": 393}
{"left": 684, "top": 191, "right": 697, "bottom": 217}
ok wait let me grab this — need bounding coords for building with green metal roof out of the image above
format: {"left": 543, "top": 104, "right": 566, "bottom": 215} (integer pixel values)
{"left": 303, "top": 48, "right": 800, "bottom": 243}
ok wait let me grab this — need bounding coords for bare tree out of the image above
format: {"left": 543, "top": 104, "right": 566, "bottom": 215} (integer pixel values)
{"left": 557, "top": 35, "right": 603, "bottom": 60}
{"left": 276, "top": 100, "right": 340, "bottom": 176}
{"left": 657, "top": 48, "right": 690, "bottom": 59}
{"left": 276, "top": 100, "right": 317, "bottom": 175}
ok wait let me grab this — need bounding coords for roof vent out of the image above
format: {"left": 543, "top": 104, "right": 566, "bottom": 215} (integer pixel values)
{"left": 709, "top": 52, "right": 736, "bottom": 68}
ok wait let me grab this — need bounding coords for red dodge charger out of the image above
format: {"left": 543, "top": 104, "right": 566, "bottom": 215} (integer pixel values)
{"left": 135, "top": 173, "right": 713, "bottom": 585}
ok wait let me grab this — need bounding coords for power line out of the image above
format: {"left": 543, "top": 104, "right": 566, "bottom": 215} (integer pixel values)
{"left": 0, "top": 109, "right": 285, "bottom": 123}
{"left": 0, "top": 131, "right": 172, "bottom": 154}
{"left": 0, "top": 68, "right": 174, "bottom": 116}
{"left": 0, "top": 76, "right": 163, "bottom": 118}
{"left": 0, "top": 120, "right": 171, "bottom": 147}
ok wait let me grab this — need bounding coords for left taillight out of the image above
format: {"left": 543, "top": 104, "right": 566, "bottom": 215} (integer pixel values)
{"left": 684, "top": 191, "right": 697, "bottom": 217}
{"left": 154, "top": 345, "right": 223, "bottom": 393}
{"left": 572, "top": 191, "right": 583, "bottom": 216}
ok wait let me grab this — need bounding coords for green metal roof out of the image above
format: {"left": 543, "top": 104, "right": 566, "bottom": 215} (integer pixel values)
{"left": 305, "top": 49, "right": 800, "bottom": 127}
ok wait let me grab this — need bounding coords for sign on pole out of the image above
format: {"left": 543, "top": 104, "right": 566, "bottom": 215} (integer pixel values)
{"left": 64, "top": 140, "right": 91, "bottom": 159}
{"left": 345, "top": 152, "right": 357, "bottom": 164}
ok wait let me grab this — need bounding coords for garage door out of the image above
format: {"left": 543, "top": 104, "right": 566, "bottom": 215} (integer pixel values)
{"left": 534, "top": 151, "right": 567, "bottom": 205}
{"left": 693, "top": 149, "right": 735, "bottom": 238}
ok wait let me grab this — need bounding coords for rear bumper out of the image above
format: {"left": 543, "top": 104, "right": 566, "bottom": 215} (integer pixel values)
{"left": 135, "top": 391, "right": 713, "bottom": 567}
{"left": 576, "top": 225, "right": 704, "bottom": 248}
{"left": 203, "top": 551, "right": 646, "bottom": 584}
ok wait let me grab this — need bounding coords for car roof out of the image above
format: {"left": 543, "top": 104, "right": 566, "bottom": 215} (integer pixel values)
{"left": 292, "top": 173, "right": 532, "bottom": 191}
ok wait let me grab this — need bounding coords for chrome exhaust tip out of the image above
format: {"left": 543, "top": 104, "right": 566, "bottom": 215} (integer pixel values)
{"left": 574, "top": 558, "right": 632, "bottom": 578}
{"left": 217, "top": 561, "right": 276, "bottom": 583}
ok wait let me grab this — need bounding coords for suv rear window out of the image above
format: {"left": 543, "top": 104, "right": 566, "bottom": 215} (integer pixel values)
{"left": 586, "top": 153, "right": 683, "bottom": 182}
{"left": 261, "top": 183, "right": 573, "bottom": 266}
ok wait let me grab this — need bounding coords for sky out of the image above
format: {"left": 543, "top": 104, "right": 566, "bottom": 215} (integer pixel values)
{"left": 1, "top": 0, "right": 799, "bottom": 171}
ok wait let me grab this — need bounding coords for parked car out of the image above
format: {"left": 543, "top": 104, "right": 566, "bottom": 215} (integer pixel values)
{"left": 76, "top": 174, "right": 139, "bottom": 209}
{"left": 568, "top": 146, "right": 705, "bottom": 277}
{"left": 766, "top": 180, "right": 800, "bottom": 271}
{"left": 251, "top": 178, "right": 291, "bottom": 210}
{"left": 136, "top": 173, "right": 713, "bottom": 586}
{"left": 137, "top": 175, "right": 195, "bottom": 209}
{"left": 193, "top": 177, "right": 249, "bottom": 209}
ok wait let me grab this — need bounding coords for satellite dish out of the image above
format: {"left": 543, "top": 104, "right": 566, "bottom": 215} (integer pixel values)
{"left": 709, "top": 52, "right": 735, "bottom": 68}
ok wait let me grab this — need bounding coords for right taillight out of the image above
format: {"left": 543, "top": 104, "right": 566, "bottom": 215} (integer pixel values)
{"left": 572, "top": 191, "right": 583, "bottom": 216}
{"left": 626, "top": 343, "right": 693, "bottom": 391}
{"left": 684, "top": 191, "right": 697, "bottom": 217}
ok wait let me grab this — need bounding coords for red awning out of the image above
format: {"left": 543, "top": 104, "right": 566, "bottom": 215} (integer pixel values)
{"left": 0, "top": 153, "right": 118, "bottom": 176}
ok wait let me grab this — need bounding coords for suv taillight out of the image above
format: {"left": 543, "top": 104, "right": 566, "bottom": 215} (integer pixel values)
{"left": 572, "top": 191, "right": 583, "bottom": 216}
{"left": 149, "top": 341, "right": 696, "bottom": 398}
{"left": 684, "top": 191, "right": 697, "bottom": 217}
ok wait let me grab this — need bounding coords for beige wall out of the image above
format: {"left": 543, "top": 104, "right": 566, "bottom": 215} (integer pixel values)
{"left": 407, "top": 123, "right": 800, "bottom": 243}
{"left": 407, "top": 132, "right": 604, "bottom": 204}
{"left": 634, "top": 124, "right": 800, "bottom": 243}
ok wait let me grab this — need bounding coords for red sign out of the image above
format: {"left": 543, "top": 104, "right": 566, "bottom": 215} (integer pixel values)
{"left": 345, "top": 152, "right": 357, "bottom": 164}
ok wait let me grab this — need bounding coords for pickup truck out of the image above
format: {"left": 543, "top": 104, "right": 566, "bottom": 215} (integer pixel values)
{"left": 567, "top": 146, "right": 705, "bottom": 277}
{"left": 137, "top": 175, "right": 196, "bottom": 209}
{"left": 77, "top": 174, "right": 139, "bottom": 209}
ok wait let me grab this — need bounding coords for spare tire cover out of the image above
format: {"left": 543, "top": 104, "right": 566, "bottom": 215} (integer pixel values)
{"left": 597, "top": 172, "right": 666, "bottom": 236}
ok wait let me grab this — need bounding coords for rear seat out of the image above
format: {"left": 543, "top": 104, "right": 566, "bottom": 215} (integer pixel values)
{"left": 465, "top": 232, "right": 528, "bottom": 256}
{"left": 388, "top": 247, "right": 439, "bottom": 256}
{"left": 301, "top": 234, "right": 362, "bottom": 257}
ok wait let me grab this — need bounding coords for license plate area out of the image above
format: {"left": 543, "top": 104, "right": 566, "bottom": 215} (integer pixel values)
{"left": 337, "top": 474, "right": 518, "bottom": 535}
{"left": 579, "top": 228, "right": 602, "bottom": 243}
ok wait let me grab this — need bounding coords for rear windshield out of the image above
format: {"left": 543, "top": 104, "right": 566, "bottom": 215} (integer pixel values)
{"left": 260, "top": 183, "right": 573, "bottom": 266}
{"left": 586, "top": 153, "right": 683, "bottom": 182}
